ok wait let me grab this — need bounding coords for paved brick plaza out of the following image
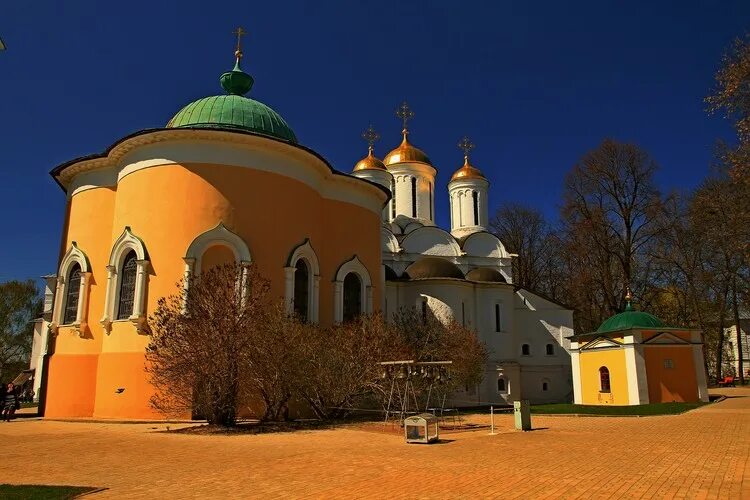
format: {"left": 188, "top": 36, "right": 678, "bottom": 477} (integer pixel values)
{"left": 1, "top": 388, "right": 748, "bottom": 499}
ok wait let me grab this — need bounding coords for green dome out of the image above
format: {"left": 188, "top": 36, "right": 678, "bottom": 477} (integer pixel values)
{"left": 166, "top": 56, "right": 297, "bottom": 143}
{"left": 167, "top": 95, "right": 297, "bottom": 142}
{"left": 597, "top": 306, "right": 664, "bottom": 333}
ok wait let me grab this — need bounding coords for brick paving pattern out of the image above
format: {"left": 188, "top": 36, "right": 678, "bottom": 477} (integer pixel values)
{"left": 1, "top": 388, "right": 748, "bottom": 499}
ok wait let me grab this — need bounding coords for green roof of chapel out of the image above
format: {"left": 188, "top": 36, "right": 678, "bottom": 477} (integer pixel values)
{"left": 166, "top": 57, "right": 297, "bottom": 143}
{"left": 596, "top": 300, "right": 664, "bottom": 333}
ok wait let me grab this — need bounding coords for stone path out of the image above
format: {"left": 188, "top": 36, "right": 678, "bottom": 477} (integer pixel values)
{"left": 1, "top": 388, "right": 748, "bottom": 499}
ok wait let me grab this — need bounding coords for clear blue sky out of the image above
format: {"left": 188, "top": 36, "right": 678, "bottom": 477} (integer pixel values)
{"left": 1, "top": 0, "right": 748, "bottom": 282}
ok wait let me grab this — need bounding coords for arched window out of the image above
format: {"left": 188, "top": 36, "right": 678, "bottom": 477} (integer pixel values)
{"left": 63, "top": 263, "right": 81, "bottom": 325}
{"left": 428, "top": 182, "right": 432, "bottom": 220}
{"left": 293, "top": 259, "right": 309, "bottom": 322}
{"left": 542, "top": 380, "right": 549, "bottom": 391}
{"left": 472, "top": 191, "right": 479, "bottom": 225}
{"left": 411, "top": 177, "right": 417, "bottom": 217}
{"left": 343, "top": 273, "right": 362, "bottom": 322}
{"left": 391, "top": 178, "right": 396, "bottom": 219}
{"left": 599, "top": 366, "right": 611, "bottom": 393}
{"left": 497, "top": 378, "right": 506, "bottom": 393}
{"left": 521, "top": 344, "right": 531, "bottom": 356}
{"left": 546, "top": 344, "right": 555, "bottom": 356}
{"left": 117, "top": 251, "right": 137, "bottom": 320}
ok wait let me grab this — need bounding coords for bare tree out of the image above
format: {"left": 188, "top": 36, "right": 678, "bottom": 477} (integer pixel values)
{"left": 0, "top": 280, "right": 40, "bottom": 382}
{"left": 561, "top": 139, "right": 665, "bottom": 330}
{"left": 297, "top": 315, "right": 402, "bottom": 420}
{"left": 706, "top": 34, "right": 750, "bottom": 183}
{"left": 490, "top": 203, "right": 558, "bottom": 292}
{"left": 146, "top": 263, "right": 271, "bottom": 426}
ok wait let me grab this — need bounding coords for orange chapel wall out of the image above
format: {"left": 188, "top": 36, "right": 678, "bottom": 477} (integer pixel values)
{"left": 47, "top": 161, "right": 383, "bottom": 419}
{"left": 643, "top": 345, "right": 699, "bottom": 403}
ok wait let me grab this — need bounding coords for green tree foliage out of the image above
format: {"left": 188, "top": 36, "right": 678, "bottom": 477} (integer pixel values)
{"left": 0, "top": 280, "right": 41, "bottom": 382}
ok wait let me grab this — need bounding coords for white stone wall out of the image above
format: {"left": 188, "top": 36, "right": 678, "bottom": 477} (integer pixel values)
{"left": 384, "top": 278, "right": 574, "bottom": 406}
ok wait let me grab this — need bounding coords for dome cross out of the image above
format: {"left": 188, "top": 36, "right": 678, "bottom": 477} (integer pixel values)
{"left": 396, "top": 101, "right": 415, "bottom": 134}
{"left": 233, "top": 27, "right": 247, "bottom": 59}
{"left": 362, "top": 125, "right": 380, "bottom": 155}
{"left": 458, "top": 136, "right": 475, "bottom": 163}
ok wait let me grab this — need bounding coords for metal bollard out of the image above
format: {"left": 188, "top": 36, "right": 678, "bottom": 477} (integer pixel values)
{"left": 513, "top": 400, "right": 531, "bottom": 431}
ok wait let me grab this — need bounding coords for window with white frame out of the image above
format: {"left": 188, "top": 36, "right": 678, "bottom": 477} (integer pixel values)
{"left": 284, "top": 239, "right": 320, "bottom": 324}
{"left": 334, "top": 256, "right": 372, "bottom": 324}
{"left": 52, "top": 242, "right": 92, "bottom": 335}
{"left": 101, "top": 227, "right": 150, "bottom": 334}
{"left": 497, "top": 377, "right": 507, "bottom": 393}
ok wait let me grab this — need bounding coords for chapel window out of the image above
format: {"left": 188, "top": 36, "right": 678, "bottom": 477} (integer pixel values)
{"left": 542, "top": 381, "right": 549, "bottom": 391}
{"left": 495, "top": 304, "right": 502, "bottom": 332}
{"left": 117, "top": 251, "right": 137, "bottom": 320}
{"left": 63, "top": 263, "right": 81, "bottom": 324}
{"left": 428, "top": 182, "right": 432, "bottom": 220}
{"left": 411, "top": 177, "right": 417, "bottom": 218}
{"left": 546, "top": 344, "right": 555, "bottom": 356}
{"left": 599, "top": 366, "right": 611, "bottom": 393}
{"left": 293, "top": 259, "right": 309, "bottom": 322}
{"left": 343, "top": 273, "right": 362, "bottom": 323}
{"left": 521, "top": 344, "right": 531, "bottom": 356}
{"left": 391, "top": 178, "right": 396, "bottom": 219}
{"left": 472, "top": 191, "right": 479, "bottom": 225}
{"left": 497, "top": 378, "right": 506, "bottom": 392}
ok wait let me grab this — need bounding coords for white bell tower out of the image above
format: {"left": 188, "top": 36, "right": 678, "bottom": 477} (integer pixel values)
{"left": 448, "top": 137, "right": 489, "bottom": 238}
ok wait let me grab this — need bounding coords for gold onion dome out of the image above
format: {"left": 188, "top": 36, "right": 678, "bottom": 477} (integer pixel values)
{"left": 353, "top": 147, "right": 387, "bottom": 171}
{"left": 450, "top": 157, "right": 486, "bottom": 181}
{"left": 383, "top": 129, "right": 433, "bottom": 166}
{"left": 450, "top": 136, "right": 485, "bottom": 181}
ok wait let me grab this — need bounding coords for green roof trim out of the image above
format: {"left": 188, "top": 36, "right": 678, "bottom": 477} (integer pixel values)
{"left": 166, "top": 56, "right": 297, "bottom": 143}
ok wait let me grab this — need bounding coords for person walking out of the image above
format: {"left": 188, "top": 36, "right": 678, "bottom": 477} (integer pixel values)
{"left": 2, "top": 383, "right": 20, "bottom": 421}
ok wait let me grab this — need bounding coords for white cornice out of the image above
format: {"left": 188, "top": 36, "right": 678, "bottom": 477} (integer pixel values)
{"left": 55, "top": 129, "right": 388, "bottom": 216}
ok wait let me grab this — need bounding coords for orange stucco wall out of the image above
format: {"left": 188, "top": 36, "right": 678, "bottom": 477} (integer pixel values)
{"left": 644, "top": 346, "right": 699, "bottom": 403}
{"left": 47, "top": 159, "right": 383, "bottom": 419}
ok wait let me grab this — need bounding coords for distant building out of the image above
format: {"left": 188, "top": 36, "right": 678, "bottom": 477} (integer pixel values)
{"left": 569, "top": 295, "right": 709, "bottom": 405}
{"left": 724, "top": 309, "right": 750, "bottom": 379}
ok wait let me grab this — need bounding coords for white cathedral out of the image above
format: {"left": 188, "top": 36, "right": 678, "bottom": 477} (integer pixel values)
{"left": 353, "top": 116, "right": 574, "bottom": 406}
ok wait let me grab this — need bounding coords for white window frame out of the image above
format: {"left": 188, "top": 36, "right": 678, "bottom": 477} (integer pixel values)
{"left": 100, "top": 227, "right": 150, "bottom": 334}
{"left": 284, "top": 239, "right": 320, "bottom": 323}
{"left": 497, "top": 377, "right": 508, "bottom": 394}
{"left": 182, "top": 222, "right": 252, "bottom": 308}
{"left": 51, "top": 242, "right": 92, "bottom": 337}
{"left": 333, "top": 255, "right": 373, "bottom": 323}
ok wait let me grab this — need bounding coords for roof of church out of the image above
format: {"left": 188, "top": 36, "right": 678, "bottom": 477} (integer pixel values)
{"left": 596, "top": 299, "right": 664, "bottom": 333}
{"left": 384, "top": 130, "right": 432, "bottom": 166}
{"left": 166, "top": 53, "right": 297, "bottom": 143}
{"left": 403, "top": 257, "right": 465, "bottom": 280}
{"left": 466, "top": 267, "right": 506, "bottom": 283}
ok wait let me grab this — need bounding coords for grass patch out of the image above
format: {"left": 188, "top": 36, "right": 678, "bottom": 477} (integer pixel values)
{"left": 530, "top": 402, "right": 708, "bottom": 416}
{"left": 0, "top": 484, "right": 100, "bottom": 499}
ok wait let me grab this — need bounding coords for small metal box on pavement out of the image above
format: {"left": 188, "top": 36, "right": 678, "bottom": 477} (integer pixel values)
{"left": 514, "top": 400, "right": 531, "bottom": 431}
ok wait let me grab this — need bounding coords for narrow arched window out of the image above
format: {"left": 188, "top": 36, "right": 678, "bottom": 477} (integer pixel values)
{"left": 428, "top": 182, "right": 432, "bottom": 220}
{"left": 546, "top": 344, "right": 554, "bottom": 356}
{"left": 391, "top": 178, "right": 396, "bottom": 219}
{"left": 343, "top": 273, "right": 362, "bottom": 322}
{"left": 521, "top": 344, "right": 530, "bottom": 356}
{"left": 63, "top": 263, "right": 81, "bottom": 324}
{"left": 293, "top": 259, "right": 309, "bottom": 322}
{"left": 411, "top": 177, "right": 417, "bottom": 218}
{"left": 472, "top": 191, "right": 479, "bottom": 225}
{"left": 542, "top": 381, "right": 549, "bottom": 391}
{"left": 497, "top": 378, "right": 506, "bottom": 392}
{"left": 599, "top": 366, "right": 611, "bottom": 393}
{"left": 117, "top": 251, "right": 137, "bottom": 320}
